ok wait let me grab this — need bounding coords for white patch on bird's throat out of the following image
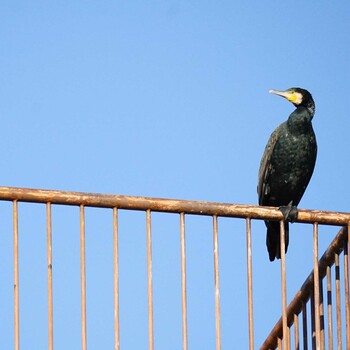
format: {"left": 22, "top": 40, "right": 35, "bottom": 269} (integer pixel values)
{"left": 293, "top": 92, "right": 303, "bottom": 105}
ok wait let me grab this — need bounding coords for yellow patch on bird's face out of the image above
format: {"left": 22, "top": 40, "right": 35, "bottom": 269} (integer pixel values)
{"left": 286, "top": 91, "right": 303, "bottom": 105}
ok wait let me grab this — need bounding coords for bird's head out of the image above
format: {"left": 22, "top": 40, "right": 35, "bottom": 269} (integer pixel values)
{"left": 269, "top": 87, "right": 314, "bottom": 108}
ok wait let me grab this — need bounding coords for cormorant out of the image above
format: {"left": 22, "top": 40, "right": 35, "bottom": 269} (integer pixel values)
{"left": 258, "top": 88, "right": 317, "bottom": 261}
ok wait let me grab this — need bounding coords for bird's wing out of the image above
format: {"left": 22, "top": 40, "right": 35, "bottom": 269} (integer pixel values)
{"left": 257, "top": 123, "right": 285, "bottom": 205}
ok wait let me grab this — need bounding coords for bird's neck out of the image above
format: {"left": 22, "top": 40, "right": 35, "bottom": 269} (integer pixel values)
{"left": 287, "top": 106, "right": 314, "bottom": 133}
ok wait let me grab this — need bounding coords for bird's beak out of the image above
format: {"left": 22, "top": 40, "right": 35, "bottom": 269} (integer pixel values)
{"left": 269, "top": 89, "right": 296, "bottom": 103}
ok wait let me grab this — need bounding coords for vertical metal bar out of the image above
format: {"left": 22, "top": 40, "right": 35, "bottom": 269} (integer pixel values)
{"left": 113, "top": 208, "right": 120, "bottom": 350}
{"left": 246, "top": 218, "right": 254, "bottom": 350}
{"left": 280, "top": 220, "right": 289, "bottom": 350}
{"left": 319, "top": 279, "right": 325, "bottom": 350}
{"left": 326, "top": 266, "right": 333, "bottom": 350}
{"left": 334, "top": 253, "right": 342, "bottom": 349}
{"left": 310, "top": 294, "right": 315, "bottom": 350}
{"left": 313, "top": 222, "right": 321, "bottom": 350}
{"left": 302, "top": 302, "right": 308, "bottom": 350}
{"left": 344, "top": 224, "right": 349, "bottom": 350}
{"left": 13, "top": 200, "right": 19, "bottom": 350}
{"left": 212, "top": 215, "right": 221, "bottom": 350}
{"left": 294, "top": 313, "right": 299, "bottom": 350}
{"left": 180, "top": 213, "right": 188, "bottom": 350}
{"left": 80, "top": 205, "right": 87, "bottom": 350}
{"left": 277, "top": 337, "right": 282, "bottom": 349}
{"left": 47, "top": 203, "right": 54, "bottom": 350}
{"left": 146, "top": 210, "right": 154, "bottom": 350}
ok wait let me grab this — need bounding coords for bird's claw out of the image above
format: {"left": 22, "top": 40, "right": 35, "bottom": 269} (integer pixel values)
{"left": 279, "top": 202, "right": 298, "bottom": 222}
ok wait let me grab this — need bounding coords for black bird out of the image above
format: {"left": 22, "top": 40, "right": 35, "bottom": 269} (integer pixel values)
{"left": 258, "top": 88, "right": 317, "bottom": 261}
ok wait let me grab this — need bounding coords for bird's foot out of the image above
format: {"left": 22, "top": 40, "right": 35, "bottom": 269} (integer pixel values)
{"left": 279, "top": 201, "right": 298, "bottom": 222}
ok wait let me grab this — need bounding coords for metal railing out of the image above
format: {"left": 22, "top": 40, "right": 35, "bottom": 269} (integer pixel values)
{"left": 260, "top": 226, "right": 349, "bottom": 350}
{"left": 0, "top": 186, "right": 349, "bottom": 349}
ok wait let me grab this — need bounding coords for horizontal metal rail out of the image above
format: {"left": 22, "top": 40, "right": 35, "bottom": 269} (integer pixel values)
{"left": 0, "top": 186, "right": 349, "bottom": 225}
{"left": 260, "top": 226, "right": 349, "bottom": 350}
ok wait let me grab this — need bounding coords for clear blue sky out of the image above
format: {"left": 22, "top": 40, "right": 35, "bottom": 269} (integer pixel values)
{"left": 1, "top": 1, "right": 349, "bottom": 349}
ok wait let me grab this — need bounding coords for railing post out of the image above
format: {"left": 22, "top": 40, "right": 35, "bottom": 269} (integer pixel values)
{"left": 13, "top": 200, "right": 20, "bottom": 350}
{"left": 180, "top": 213, "right": 188, "bottom": 350}
{"left": 80, "top": 205, "right": 87, "bottom": 350}
{"left": 113, "top": 208, "right": 120, "bottom": 350}
{"left": 213, "top": 215, "right": 221, "bottom": 350}
{"left": 146, "top": 210, "right": 154, "bottom": 350}
{"left": 47, "top": 203, "right": 54, "bottom": 350}
{"left": 280, "top": 220, "right": 289, "bottom": 350}
{"left": 246, "top": 218, "right": 254, "bottom": 350}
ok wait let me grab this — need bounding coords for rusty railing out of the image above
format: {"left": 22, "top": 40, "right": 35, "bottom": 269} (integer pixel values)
{"left": 0, "top": 186, "right": 348, "bottom": 349}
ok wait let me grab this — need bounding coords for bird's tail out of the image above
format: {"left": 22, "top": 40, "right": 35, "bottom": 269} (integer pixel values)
{"left": 266, "top": 221, "right": 289, "bottom": 261}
